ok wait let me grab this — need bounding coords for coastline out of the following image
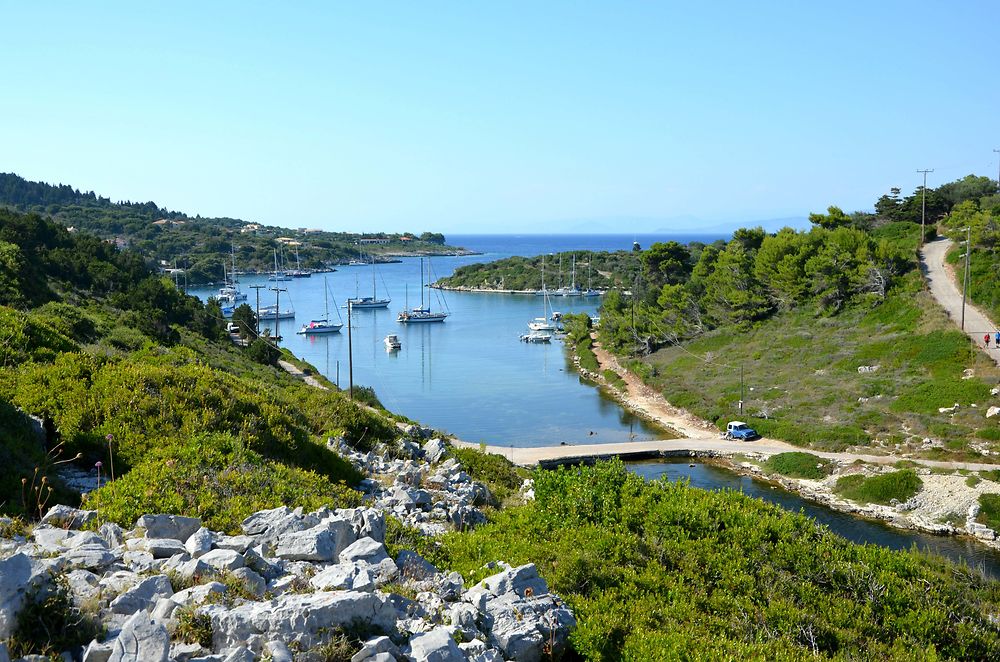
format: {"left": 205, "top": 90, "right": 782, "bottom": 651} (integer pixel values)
{"left": 576, "top": 336, "right": 1000, "bottom": 551}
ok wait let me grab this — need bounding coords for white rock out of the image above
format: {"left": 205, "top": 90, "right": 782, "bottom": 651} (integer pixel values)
{"left": 422, "top": 439, "right": 447, "bottom": 463}
{"left": 274, "top": 520, "right": 354, "bottom": 562}
{"left": 41, "top": 504, "right": 96, "bottom": 529}
{"left": 172, "top": 581, "right": 227, "bottom": 606}
{"left": 340, "top": 537, "right": 390, "bottom": 565}
{"left": 110, "top": 574, "right": 173, "bottom": 614}
{"left": 214, "top": 535, "right": 254, "bottom": 553}
{"left": 222, "top": 647, "right": 254, "bottom": 662}
{"left": 265, "top": 641, "right": 293, "bottom": 662}
{"left": 228, "top": 567, "right": 266, "bottom": 598}
{"left": 200, "top": 549, "right": 245, "bottom": 572}
{"left": 143, "top": 538, "right": 189, "bottom": 559}
{"left": 479, "top": 564, "right": 548, "bottom": 599}
{"left": 185, "top": 527, "right": 214, "bottom": 558}
{"left": 987, "top": 406, "right": 1000, "bottom": 419}
{"left": 0, "top": 553, "right": 49, "bottom": 638}
{"left": 406, "top": 627, "right": 464, "bottom": 662}
{"left": 396, "top": 551, "right": 438, "bottom": 582}
{"left": 351, "top": 636, "right": 398, "bottom": 662}
{"left": 82, "top": 640, "right": 113, "bottom": 662}
{"left": 136, "top": 514, "right": 203, "bottom": 541}
{"left": 108, "top": 611, "right": 169, "bottom": 662}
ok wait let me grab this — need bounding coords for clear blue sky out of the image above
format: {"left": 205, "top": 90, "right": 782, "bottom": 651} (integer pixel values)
{"left": 3, "top": 2, "right": 999, "bottom": 234}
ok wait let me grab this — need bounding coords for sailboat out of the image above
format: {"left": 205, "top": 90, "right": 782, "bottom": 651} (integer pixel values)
{"left": 553, "top": 254, "right": 582, "bottom": 296}
{"left": 528, "top": 259, "right": 557, "bottom": 332}
{"left": 397, "top": 257, "right": 449, "bottom": 323}
{"left": 261, "top": 249, "right": 295, "bottom": 320}
{"left": 288, "top": 245, "right": 311, "bottom": 278}
{"left": 583, "top": 252, "right": 601, "bottom": 296}
{"left": 297, "top": 277, "right": 342, "bottom": 334}
{"left": 268, "top": 246, "right": 292, "bottom": 281}
{"left": 347, "top": 254, "right": 390, "bottom": 309}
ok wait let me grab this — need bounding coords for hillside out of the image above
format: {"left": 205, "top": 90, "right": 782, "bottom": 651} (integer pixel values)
{"left": 0, "top": 173, "right": 468, "bottom": 284}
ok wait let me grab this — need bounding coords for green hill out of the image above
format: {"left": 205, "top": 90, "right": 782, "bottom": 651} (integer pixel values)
{"left": 0, "top": 172, "right": 465, "bottom": 284}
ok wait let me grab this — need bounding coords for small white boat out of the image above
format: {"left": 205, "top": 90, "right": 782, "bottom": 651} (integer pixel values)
{"left": 259, "top": 305, "right": 295, "bottom": 321}
{"left": 397, "top": 258, "right": 449, "bottom": 324}
{"left": 520, "top": 331, "right": 552, "bottom": 343}
{"left": 528, "top": 317, "right": 556, "bottom": 332}
{"left": 297, "top": 277, "right": 343, "bottom": 334}
{"left": 384, "top": 333, "right": 402, "bottom": 351}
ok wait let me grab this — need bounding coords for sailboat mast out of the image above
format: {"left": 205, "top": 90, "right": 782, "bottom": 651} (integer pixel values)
{"left": 371, "top": 254, "right": 377, "bottom": 298}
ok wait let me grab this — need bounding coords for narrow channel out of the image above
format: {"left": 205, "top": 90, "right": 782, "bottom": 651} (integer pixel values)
{"left": 630, "top": 460, "right": 1000, "bottom": 579}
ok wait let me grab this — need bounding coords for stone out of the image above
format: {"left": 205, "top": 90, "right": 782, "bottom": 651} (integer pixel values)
{"left": 210, "top": 592, "right": 398, "bottom": 650}
{"left": 136, "top": 514, "right": 203, "bottom": 542}
{"left": 350, "top": 636, "right": 398, "bottom": 662}
{"left": 33, "top": 527, "right": 73, "bottom": 551}
{"left": 41, "top": 504, "right": 97, "bottom": 529}
{"left": 110, "top": 574, "right": 173, "bottom": 614}
{"left": 422, "top": 438, "right": 446, "bottom": 463}
{"left": 265, "top": 641, "right": 293, "bottom": 662}
{"left": 150, "top": 597, "right": 178, "bottom": 624}
{"left": 143, "top": 538, "right": 189, "bottom": 559}
{"left": 214, "top": 535, "right": 254, "bottom": 553}
{"left": 222, "top": 647, "right": 254, "bottom": 662}
{"left": 64, "top": 544, "right": 117, "bottom": 570}
{"left": 171, "top": 581, "right": 227, "bottom": 606}
{"left": 448, "top": 603, "right": 481, "bottom": 641}
{"left": 396, "top": 550, "right": 438, "bottom": 582}
{"left": 340, "top": 537, "right": 390, "bottom": 565}
{"left": 0, "top": 553, "right": 49, "bottom": 638}
{"left": 66, "top": 569, "right": 101, "bottom": 604}
{"left": 406, "top": 627, "right": 464, "bottom": 662}
{"left": 123, "top": 551, "right": 158, "bottom": 574}
{"left": 987, "top": 406, "right": 1000, "bottom": 419}
{"left": 479, "top": 564, "right": 548, "bottom": 599}
{"left": 99, "top": 523, "right": 125, "bottom": 548}
{"left": 170, "top": 642, "right": 205, "bottom": 662}
{"left": 200, "top": 549, "right": 245, "bottom": 572}
{"left": 82, "top": 640, "right": 113, "bottom": 662}
{"left": 311, "top": 563, "right": 361, "bottom": 591}
{"left": 108, "top": 611, "right": 169, "bottom": 662}
{"left": 274, "top": 520, "right": 354, "bottom": 562}
{"left": 166, "top": 557, "right": 212, "bottom": 583}
{"left": 185, "top": 527, "right": 214, "bottom": 558}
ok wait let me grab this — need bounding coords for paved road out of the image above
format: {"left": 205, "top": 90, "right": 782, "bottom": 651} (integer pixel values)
{"left": 922, "top": 237, "right": 1000, "bottom": 367}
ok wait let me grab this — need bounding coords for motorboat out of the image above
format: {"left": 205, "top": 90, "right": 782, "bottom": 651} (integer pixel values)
{"left": 520, "top": 331, "right": 552, "bottom": 343}
{"left": 384, "top": 333, "right": 402, "bottom": 351}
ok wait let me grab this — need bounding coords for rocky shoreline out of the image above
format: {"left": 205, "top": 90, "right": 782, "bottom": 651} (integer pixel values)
{"left": 0, "top": 433, "right": 574, "bottom": 662}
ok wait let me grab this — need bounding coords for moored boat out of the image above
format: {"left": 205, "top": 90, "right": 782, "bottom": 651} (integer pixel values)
{"left": 384, "top": 333, "right": 402, "bottom": 351}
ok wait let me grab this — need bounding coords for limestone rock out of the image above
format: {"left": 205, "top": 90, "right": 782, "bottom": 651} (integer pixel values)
{"left": 340, "top": 537, "right": 389, "bottom": 565}
{"left": 351, "top": 636, "right": 398, "bottom": 662}
{"left": 274, "top": 519, "right": 354, "bottom": 562}
{"left": 185, "top": 527, "right": 214, "bottom": 558}
{"left": 406, "top": 627, "right": 464, "bottom": 662}
{"left": 0, "top": 553, "right": 49, "bottom": 638}
{"left": 108, "top": 611, "right": 169, "bottom": 662}
{"left": 228, "top": 567, "right": 266, "bottom": 598}
{"left": 82, "top": 640, "right": 113, "bottom": 662}
{"left": 110, "top": 574, "right": 173, "bottom": 614}
{"left": 396, "top": 550, "right": 438, "bottom": 582}
{"left": 172, "top": 581, "right": 227, "bottom": 606}
{"left": 41, "top": 504, "right": 96, "bottom": 529}
{"left": 422, "top": 438, "right": 446, "bottom": 463}
{"left": 200, "top": 549, "right": 245, "bottom": 572}
{"left": 136, "top": 514, "right": 202, "bottom": 542}
{"left": 143, "top": 538, "right": 189, "bottom": 559}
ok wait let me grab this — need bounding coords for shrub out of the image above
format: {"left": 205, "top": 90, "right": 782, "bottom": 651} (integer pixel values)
{"left": 172, "top": 605, "right": 213, "bottom": 647}
{"left": 977, "top": 493, "right": 1000, "bottom": 531}
{"left": 247, "top": 337, "right": 280, "bottom": 365}
{"left": 449, "top": 446, "right": 526, "bottom": 504}
{"left": 7, "top": 576, "right": 102, "bottom": 658}
{"left": 764, "top": 452, "right": 831, "bottom": 479}
{"left": 834, "top": 469, "right": 922, "bottom": 505}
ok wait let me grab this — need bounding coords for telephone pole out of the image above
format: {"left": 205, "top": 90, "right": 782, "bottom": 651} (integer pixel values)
{"left": 270, "top": 286, "right": 286, "bottom": 343}
{"left": 917, "top": 169, "right": 934, "bottom": 245}
{"left": 249, "top": 284, "right": 266, "bottom": 336}
{"left": 347, "top": 301, "right": 354, "bottom": 400}
{"left": 993, "top": 149, "right": 1000, "bottom": 193}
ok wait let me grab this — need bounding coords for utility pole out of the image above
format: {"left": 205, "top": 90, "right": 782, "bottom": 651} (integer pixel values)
{"left": 994, "top": 149, "right": 1000, "bottom": 193}
{"left": 961, "top": 226, "right": 971, "bottom": 331}
{"left": 347, "top": 301, "right": 354, "bottom": 400}
{"left": 270, "top": 286, "right": 286, "bottom": 343}
{"left": 739, "top": 364, "right": 744, "bottom": 416}
{"left": 249, "top": 284, "right": 266, "bottom": 336}
{"left": 917, "top": 169, "right": 934, "bottom": 245}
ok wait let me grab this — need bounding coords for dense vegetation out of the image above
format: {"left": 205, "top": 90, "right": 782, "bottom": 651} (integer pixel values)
{"left": 938, "top": 175, "right": 1000, "bottom": 323}
{"left": 0, "top": 172, "right": 463, "bottom": 284}
{"left": 0, "top": 207, "right": 397, "bottom": 530}
{"left": 833, "top": 469, "right": 923, "bottom": 505}
{"left": 592, "top": 176, "right": 1000, "bottom": 457}
{"left": 765, "top": 452, "right": 832, "bottom": 480}
{"left": 436, "top": 249, "right": 646, "bottom": 291}
{"left": 426, "top": 460, "right": 1000, "bottom": 660}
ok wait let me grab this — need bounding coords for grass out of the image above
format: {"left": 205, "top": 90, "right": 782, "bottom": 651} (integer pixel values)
{"left": 834, "top": 469, "right": 923, "bottom": 505}
{"left": 764, "top": 452, "right": 831, "bottom": 480}
{"left": 635, "top": 272, "right": 1000, "bottom": 456}
{"left": 602, "top": 369, "right": 626, "bottom": 391}
{"left": 977, "top": 493, "right": 1000, "bottom": 531}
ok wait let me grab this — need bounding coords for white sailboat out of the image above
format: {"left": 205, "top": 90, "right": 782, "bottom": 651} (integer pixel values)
{"left": 528, "top": 258, "right": 557, "bottom": 332}
{"left": 262, "top": 249, "right": 295, "bottom": 320}
{"left": 398, "top": 257, "right": 449, "bottom": 323}
{"left": 297, "top": 277, "right": 342, "bottom": 334}
{"left": 347, "top": 254, "right": 391, "bottom": 309}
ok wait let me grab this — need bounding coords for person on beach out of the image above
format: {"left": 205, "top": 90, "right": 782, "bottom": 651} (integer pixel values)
{"left": 995, "top": 331, "right": 999, "bottom": 347}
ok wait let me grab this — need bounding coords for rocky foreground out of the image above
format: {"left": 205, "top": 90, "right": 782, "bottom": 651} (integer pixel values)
{"left": 0, "top": 437, "right": 574, "bottom": 662}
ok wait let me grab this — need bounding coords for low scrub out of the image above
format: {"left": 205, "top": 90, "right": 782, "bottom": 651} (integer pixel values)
{"left": 449, "top": 446, "right": 527, "bottom": 505}
{"left": 428, "top": 460, "right": 1000, "bottom": 659}
{"left": 977, "top": 493, "right": 1000, "bottom": 531}
{"left": 834, "top": 469, "right": 922, "bottom": 505}
{"left": 764, "top": 452, "right": 831, "bottom": 479}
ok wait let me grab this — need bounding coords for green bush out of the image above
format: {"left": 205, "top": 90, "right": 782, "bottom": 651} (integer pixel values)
{"left": 449, "top": 446, "right": 526, "bottom": 504}
{"left": 247, "top": 337, "right": 280, "bottom": 365}
{"left": 764, "top": 452, "right": 831, "bottom": 479}
{"left": 428, "top": 460, "right": 1000, "bottom": 659}
{"left": 977, "top": 493, "right": 1000, "bottom": 531}
{"left": 7, "top": 576, "right": 102, "bottom": 658}
{"left": 834, "top": 469, "right": 922, "bottom": 505}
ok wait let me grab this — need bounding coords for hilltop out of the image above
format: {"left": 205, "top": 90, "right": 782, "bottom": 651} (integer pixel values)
{"left": 0, "top": 173, "right": 471, "bottom": 284}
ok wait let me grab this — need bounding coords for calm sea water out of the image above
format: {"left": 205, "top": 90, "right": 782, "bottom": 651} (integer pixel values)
{"left": 192, "top": 234, "right": 729, "bottom": 446}
{"left": 631, "top": 461, "right": 1000, "bottom": 579}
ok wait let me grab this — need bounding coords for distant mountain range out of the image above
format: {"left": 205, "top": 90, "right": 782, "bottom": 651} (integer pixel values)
{"left": 557, "top": 215, "right": 810, "bottom": 235}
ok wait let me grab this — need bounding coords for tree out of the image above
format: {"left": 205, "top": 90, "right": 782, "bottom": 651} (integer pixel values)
{"left": 753, "top": 228, "right": 817, "bottom": 309}
{"left": 655, "top": 284, "right": 703, "bottom": 342}
{"left": 808, "top": 206, "right": 853, "bottom": 229}
{"left": 419, "top": 232, "right": 446, "bottom": 244}
{"left": 731, "top": 227, "right": 765, "bottom": 252}
{"left": 640, "top": 241, "right": 691, "bottom": 290}
{"left": 936, "top": 174, "right": 997, "bottom": 209}
{"left": 702, "top": 241, "right": 771, "bottom": 327}
{"left": 231, "top": 303, "right": 257, "bottom": 339}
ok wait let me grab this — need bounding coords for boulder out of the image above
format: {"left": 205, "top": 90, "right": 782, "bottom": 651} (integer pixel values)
{"left": 123, "top": 551, "right": 158, "bottom": 574}
{"left": 422, "top": 439, "right": 446, "bottom": 463}
{"left": 350, "top": 636, "right": 399, "bottom": 662}
{"left": 185, "top": 527, "right": 214, "bottom": 558}
{"left": 171, "top": 581, "right": 227, "bottom": 606}
{"left": 222, "top": 647, "right": 254, "bottom": 662}
{"left": 479, "top": 564, "right": 548, "bottom": 599}
{"left": 209, "top": 592, "right": 398, "bottom": 650}
{"left": 406, "top": 627, "right": 464, "bottom": 662}
{"left": 340, "top": 537, "right": 390, "bottom": 565}
{"left": 110, "top": 574, "right": 173, "bottom": 614}
{"left": 265, "top": 641, "right": 293, "bottom": 662}
{"left": 274, "top": 519, "right": 354, "bottom": 562}
{"left": 200, "top": 549, "right": 245, "bottom": 572}
{"left": 0, "top": 553, "right": 49, "bottom": 638}
{"left": 396, "top": 550, "right": 438, "bottom": 582}
{"left": 64, "top": 544, "right": 117, "bottom": 571}
{"left": 98, "top": 522, "right": 125, "bottom": 549}
{"left": 228, "top": 567, "right": 266, "bottom": 598}
{"left": 136, "top": 514, "right": 202, "bottom": 542}
{"left": 214, "top": 535, "right": 254, "bottom": 553}
{"left": 143, "top": 538, "right": 189, "bottom": 559}
{"left": 82, "top": 640, "right": 113, "bottom": 662}
{"left": 41, "top": 504, "right": 96, "bottom": 529}
{"left": 108, "top": 610, "right": 169, "bottom": 662}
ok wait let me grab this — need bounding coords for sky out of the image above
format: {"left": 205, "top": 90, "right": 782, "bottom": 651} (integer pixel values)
{"left": 3, "top": 2, "right": 999, "bottom": 234}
